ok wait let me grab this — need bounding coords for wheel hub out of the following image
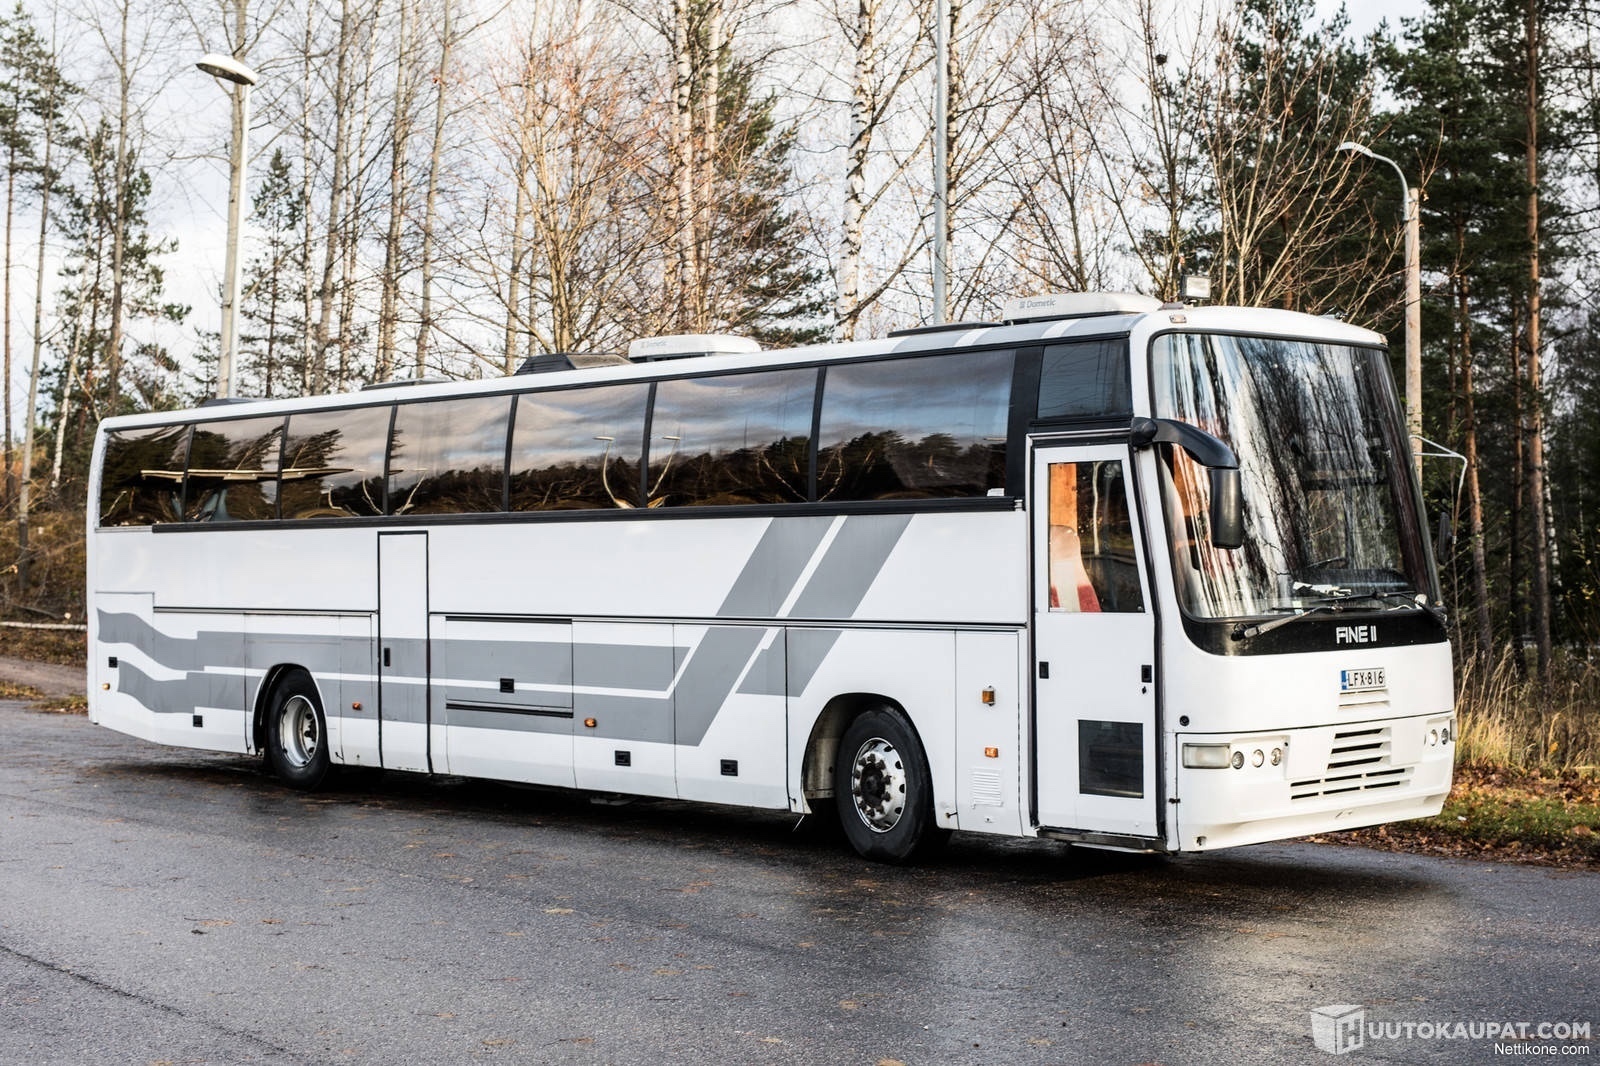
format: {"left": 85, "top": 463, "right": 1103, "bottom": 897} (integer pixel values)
{"left": 279, "top": 695, "right": 319, "bottom": 769}
{"left": 849, "top": 737, "right": 906, "bottom": 833}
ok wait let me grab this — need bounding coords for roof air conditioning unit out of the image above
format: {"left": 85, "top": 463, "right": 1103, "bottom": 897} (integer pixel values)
{"left": 627, "top": 334, "right": 762, "bottom": 362}
{"left": 1002, "top": 292, "right": 1161, "bottom": 324}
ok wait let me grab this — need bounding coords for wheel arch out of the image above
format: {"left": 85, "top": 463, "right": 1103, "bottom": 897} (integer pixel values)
{"left": 250, "top": 664, "right": 320, "bottom": 754}
{"left": 800, "top": 691, "right": 916, "bottom": 807}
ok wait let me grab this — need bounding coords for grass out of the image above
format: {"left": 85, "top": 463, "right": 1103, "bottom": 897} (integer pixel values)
{"left": 0, "top": 680, "right": 44, "bottom": 699}
{"left": 0, "top": 626, "right": 87, "bottom": 667}
{"left": 1453, "top": 651, "right": 1600, "bottom": 776}
{"left": 1325, "top": 767, "right": 1600, "bottom": 866}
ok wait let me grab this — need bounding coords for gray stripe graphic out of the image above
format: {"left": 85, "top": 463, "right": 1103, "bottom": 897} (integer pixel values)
{"left": 97, "top": 511, "right": 912, "bottom": 749}
{"left": 785, "top": 628, "right": 844, "bottom": 700}
{"left": 114, "top": 661, "right": 244, "bottom": 717}
{"left": 716, "top": 516, "right": 834, "bottom": 617}
{"left": 672, "top": 626, "right": 770, "bottom": 744}
{"left": 787, "top": 514, "right": 913, "bottom": 620}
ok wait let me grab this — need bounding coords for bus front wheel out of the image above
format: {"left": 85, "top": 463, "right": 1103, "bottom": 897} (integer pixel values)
{"left": 264, "top": 672, "right": 332, "bottom": 790}
{"left": 834, "top": 707, "right": 947, "bottom": 863}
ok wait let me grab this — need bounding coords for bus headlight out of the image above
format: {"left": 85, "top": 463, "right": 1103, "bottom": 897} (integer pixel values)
{"left": 1182, "top": 743, "right": 1233, "bottom": 769}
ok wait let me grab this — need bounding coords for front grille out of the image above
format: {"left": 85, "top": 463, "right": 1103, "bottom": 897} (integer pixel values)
{"left": 1290, "top": 726, "right": 1411, "bottom": 800}
{"left": 1339, "top": 687, "right": 1391, "bottom": 712}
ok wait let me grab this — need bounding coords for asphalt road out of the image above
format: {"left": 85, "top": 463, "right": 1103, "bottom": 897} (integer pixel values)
{"left": 1, "top": 702, "right": 1595, "bottom": 1066}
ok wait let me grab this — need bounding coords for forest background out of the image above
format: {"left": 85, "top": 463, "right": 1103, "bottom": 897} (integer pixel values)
{"left": 2, "top": 0, "right": 1599, "bottom": 784}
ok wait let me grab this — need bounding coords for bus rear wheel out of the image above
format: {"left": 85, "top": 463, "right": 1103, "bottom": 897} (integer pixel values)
{"left": 834, "top": 707, "right": 946, "bottom": 863}
{"left": 264, "top": 672, "right": 331, "bottom": 790}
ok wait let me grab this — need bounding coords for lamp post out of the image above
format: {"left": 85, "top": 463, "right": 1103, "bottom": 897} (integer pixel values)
{"left": 196, "top": 52, "right": 260, "bottom": 400}
{"left": 1337, "top": 140, "right": 1422, "bottom": 482}
{"left": 932, "top": 0, "right": 948, "bottom": 324}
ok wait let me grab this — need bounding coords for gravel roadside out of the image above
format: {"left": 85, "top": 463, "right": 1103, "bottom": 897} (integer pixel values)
{"left": 0, "top": 655, "right": 85, "bottom": 699}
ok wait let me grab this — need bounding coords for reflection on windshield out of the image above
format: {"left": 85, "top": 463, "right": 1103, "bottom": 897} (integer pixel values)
{"left": 1152, "top": 333, "right": 1431, "bottom": 619}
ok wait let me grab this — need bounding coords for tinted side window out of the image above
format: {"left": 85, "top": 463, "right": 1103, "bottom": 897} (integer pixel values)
{"left": 98, "top": 424, "right": 190, "bottom": 526}
{"left": 185, "top": 417, "right": 285, "bottom": 522}
{"left": 280, "top": 406, "right": 392, "bottom": 518}
{"left": 1037, "top": 338, "right": 1130, "bottom": 421}
{"left": 389, "top": 396, "right": 511, "bottom": 516}
{"left": 817, "top": 350, "right": 1012, "bottom": 501}
{"left": 509, "top": 384, "right": 648, "bottom": 510}
{"left": 648, "top": 370, "right": 815, "bottom": 506}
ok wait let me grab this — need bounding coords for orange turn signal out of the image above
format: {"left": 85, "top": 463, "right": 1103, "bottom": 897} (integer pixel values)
{"left": 984, "top": 746, "right": 999, "bottom": 759}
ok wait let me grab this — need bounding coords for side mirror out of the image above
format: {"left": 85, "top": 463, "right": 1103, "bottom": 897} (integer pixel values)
{"left": 1209, "top": 467, "right": 1244, "bottom": 549}
{"left": 1131, "top": 417, "right": 1243, "bottom": 550}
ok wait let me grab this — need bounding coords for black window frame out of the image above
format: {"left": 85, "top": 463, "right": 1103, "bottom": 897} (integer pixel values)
{"left": 131, "top": 341, "right": 1032, "bottom": 532}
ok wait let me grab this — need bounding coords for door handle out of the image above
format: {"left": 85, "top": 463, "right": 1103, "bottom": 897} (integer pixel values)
{"left": 383, "top": 647, "right": 391, "bottom": 668}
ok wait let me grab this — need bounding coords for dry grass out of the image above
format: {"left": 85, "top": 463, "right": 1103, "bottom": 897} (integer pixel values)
{"left": 0, "top": 626, "right": 87, "bottom": 667}
{"left": 0, "top": 495, "right": 88, "bottom": 624}
{"left": 1454, "top": 652, "right": 1600, "bottom": 777}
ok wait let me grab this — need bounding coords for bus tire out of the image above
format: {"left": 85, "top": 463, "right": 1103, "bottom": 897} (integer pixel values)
{"left": 834, "top": 707, "right": 947, "bottom": 863}
{"left": 264, "top": 672, "right": 332, "bottom": 790}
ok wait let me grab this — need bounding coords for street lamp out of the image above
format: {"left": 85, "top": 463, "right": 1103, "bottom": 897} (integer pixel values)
{"left": 932, "top": 0, "right": 948, "bottom": 324}
{"left": 196, "top": 52, "right": 260, "bottom": 400}
{"left": 1337, "top": 140, "right": 1422, "bottom": 482}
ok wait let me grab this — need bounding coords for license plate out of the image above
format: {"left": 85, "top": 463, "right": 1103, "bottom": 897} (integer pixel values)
{"left": 1340, "top": 667, "right": 1386, "bottom": 692}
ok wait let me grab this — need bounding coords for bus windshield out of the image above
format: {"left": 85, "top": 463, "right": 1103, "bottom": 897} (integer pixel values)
{"left": 1151, "top": 332, "right": 1433, "bottom": 620}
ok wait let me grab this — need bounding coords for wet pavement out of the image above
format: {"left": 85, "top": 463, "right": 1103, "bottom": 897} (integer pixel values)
{"left": 1, "top": 701, "right": 1595, "bottom": 1065}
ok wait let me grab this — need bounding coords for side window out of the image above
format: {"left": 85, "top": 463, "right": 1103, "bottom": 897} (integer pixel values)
{"left": 648, "top": 369, "right": 815, "bottom": 506}
{"left": 509, "top": 384, "right": 648, "bottom": 510}
{"left": 389, "top": 396, "right": 511, "bottom": 515}
{"left": 1046, "top": 460, "right": 1144, "bottom": 613}
{"left": 98, "top": 424, "right": 190, "bottom": 526}
{"left": 817, "top": 349, "right": 1011, "bottom": 501}
{"left": 184, "top": 417, "right": 285, "bottom": 522}
{"left": 1037, "top": 339, "right": 1130, "bottom": 421}
{"left": 280, "top": 406, "right": 392, "bottom": 518}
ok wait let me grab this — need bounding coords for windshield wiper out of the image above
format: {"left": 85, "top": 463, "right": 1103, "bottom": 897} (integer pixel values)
{"left": 1231, "top": 590, "right": 1435, "bottom": 641}
{"left": 1231, "top": 604, "right": 1347, "bottom": 640}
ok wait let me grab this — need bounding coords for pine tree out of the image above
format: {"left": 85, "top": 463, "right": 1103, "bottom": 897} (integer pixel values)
{"left": 706, "top": 57, "right": 830, "bottom": 347}
{"left": 1378, "top": 0, "right": 1532, "bottom": 662}
{"left": 0, "top": 1, "right": 58, "bottom": 507}
{"left": 667, "top": 0, "right": 829, "bottom": 346}
{"left": 239, "top": 148, "right": 308, "bottom": 398}
{"left": 47, "top": 119, "right": 186, "bottom": 484}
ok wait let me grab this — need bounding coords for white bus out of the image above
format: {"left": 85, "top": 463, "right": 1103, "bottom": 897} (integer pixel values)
{"left": 87, "top": 292, "right": 1455, "bottom": 862}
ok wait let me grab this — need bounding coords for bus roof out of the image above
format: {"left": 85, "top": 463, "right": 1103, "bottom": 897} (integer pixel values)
{"left": 97, "top": 302, "right": 1386, "bottom": 430}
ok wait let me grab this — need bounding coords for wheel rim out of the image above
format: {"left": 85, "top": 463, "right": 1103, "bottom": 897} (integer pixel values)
{"left": 848, "top": 736, "right": 906, "bottom": 834}
{"left": 278, "top": 695, "right": 319, "bottom": 769}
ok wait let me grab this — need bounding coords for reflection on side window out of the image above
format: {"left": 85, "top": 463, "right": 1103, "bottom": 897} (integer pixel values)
{"left": 817, "top": 350, "right": 1011, "bottom": 501}
{"left": 184, "top": 417, "right": 285, "bottom": 522}
{"left": 389, "top": 397, "right": 510, "bottom": 515}
{"left": 1046, "top": 461, "right": 1144, "bottom": 613}
{"left": 98, "top": 424, "right": 190, "bottom": 526}
{"left": 509, "top": 384, "right": 648, "bottom": 510}
{"left": 280, "top": 406, "right": 392, "bottom": 518}
{"left": 1037, "top": 339, "right": 1130, "bottom": 421}
{"left": 649, "top": 370, "right": 815, "bottom": 506}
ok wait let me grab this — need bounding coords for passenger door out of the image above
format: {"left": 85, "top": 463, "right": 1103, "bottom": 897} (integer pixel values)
{"left": 377, "top": 531, "right": 430, "bottom": 772}
{"left": 1031, "top": 445, "right": 1159, "bottom": 838}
